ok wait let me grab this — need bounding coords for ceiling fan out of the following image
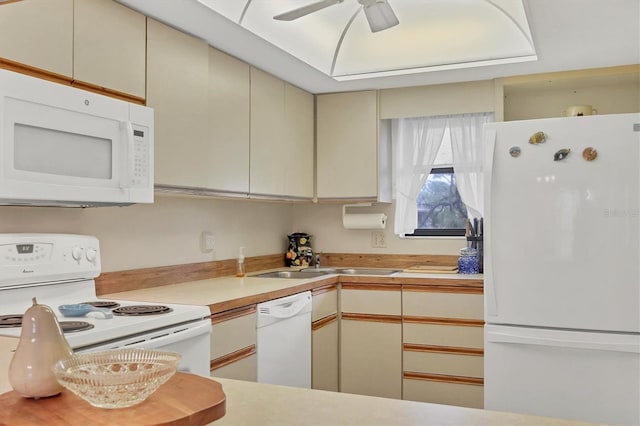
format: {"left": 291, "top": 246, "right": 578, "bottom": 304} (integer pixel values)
{"left": 273, "top": 0, "right": 399, "bottom": 33}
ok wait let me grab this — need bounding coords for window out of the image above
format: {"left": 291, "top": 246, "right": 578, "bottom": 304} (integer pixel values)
{"left": 407, "top": 127, "right": 468, "bottom": 237}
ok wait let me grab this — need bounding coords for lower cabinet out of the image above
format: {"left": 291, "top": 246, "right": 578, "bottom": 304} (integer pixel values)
{"left": 210, "top": 305, "right": 257, "bottom": 381}
{"left": 311, "top": 284, "right": 339, "bottom": 392}
{"left": 340, "top": 282, "right": 402, "bottom": 399}
{"left": 401, "top": 283, "right": 484, "bottom": 408}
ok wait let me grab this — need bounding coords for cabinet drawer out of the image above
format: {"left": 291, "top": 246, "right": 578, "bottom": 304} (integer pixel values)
{"left": 210, "top": 307, "right": 256, "bottom": 360}
{"left": 403, "top": 378, "right": 484, "bottom": 409}
{"left": 312, "top": 288, "right": 338, "bottom": 322}
{"left": 403, "top": 323, "right": 484, "bottom": 349}
{"left": 341, "top": 288, "right": 401, "bottom": 315}
{"left": 211, "top": 353, "right": 257, "bottom": 382}
{"left": 402, "top": 291, "right": 483, "bottom": 319}
{"left": 404, "top": 350, "right": 483, "bottom": 378}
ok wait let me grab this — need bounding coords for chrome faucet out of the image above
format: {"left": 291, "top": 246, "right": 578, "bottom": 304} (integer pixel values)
{"left": 313, "top": 254, "right": 321, "bottom": 269}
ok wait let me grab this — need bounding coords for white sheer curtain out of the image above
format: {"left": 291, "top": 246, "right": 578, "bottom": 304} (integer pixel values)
{"left": 449, "top": 112, "right": 494, "bottom": 218}
{"left": 392, "top": 116, "right": 447, "bottom": 235}
{"left": 392, "top": 112, "right": 493, "bottom": 235}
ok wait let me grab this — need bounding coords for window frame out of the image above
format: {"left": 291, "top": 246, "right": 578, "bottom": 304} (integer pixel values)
{"left": 405, "top": 166, "right": 467, "bottom": 237}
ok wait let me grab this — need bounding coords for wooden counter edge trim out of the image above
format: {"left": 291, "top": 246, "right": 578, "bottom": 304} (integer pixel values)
{"left": 312, "top": 313, "right": 338, "bottom": 331}
{"left": 208, "top": 277, "right": 338, "bottom": 314}
{"left": 322, "top": 253, "right": 458, "bottom": 269}
{"left": 403, "top": 316, "right": 485, "bottom": 327}
{"left": 210, "top": 305, "right": 257, "bottom": 324}
{"left": 341, "top": 282, "right": 402, "bottom": 291}
{"left": 0, "top": 59, "right": 145, "bottom": 105}
{"left": 402, "top": 284, "right": 483, "bottom": 294}
{"left": 403, "top": 343, "right": 484, "bottom": 356}
{"left": 311, "top": 283, "right": 338, "bottom": 296}
{"left": 0, "top": 58, "right": 71, "bottom": 85}
{"left": 403, "top": 371, "right": 484, "bottom": 386}
{"left": 210, "top": 345, "right": 256, "bottom": 371}
{"left": 341, "top": 312, "right": 402, "bottom": 324}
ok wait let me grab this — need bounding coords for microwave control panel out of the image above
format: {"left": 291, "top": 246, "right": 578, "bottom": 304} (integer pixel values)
{"left": 131, "top": 125, "right": 150, "bottom": 187}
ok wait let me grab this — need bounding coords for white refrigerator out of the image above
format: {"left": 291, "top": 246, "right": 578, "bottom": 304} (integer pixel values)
{"left": 483, "top": 113, "right": 640, "bottom": 425}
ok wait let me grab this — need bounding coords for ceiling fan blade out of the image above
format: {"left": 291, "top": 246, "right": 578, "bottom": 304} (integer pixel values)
{"left": 274, "top": 0, "right": 344, "bottom": 21}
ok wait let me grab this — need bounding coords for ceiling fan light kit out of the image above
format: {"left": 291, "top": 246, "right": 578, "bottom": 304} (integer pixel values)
{"left": 359, "top": 0, "right": 399, "bottom": 33}
{"left": 197, "top": 0, "right": 537, "bottom": 82}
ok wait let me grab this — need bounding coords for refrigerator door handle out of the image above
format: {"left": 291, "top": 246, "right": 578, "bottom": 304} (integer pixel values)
{"left": 487, "top": 330, "right": 640, "bottom": 354}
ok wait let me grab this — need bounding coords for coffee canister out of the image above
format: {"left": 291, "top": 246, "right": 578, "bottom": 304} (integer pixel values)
{"left": 286, "top": 233, "right": 313, "bottom": 267}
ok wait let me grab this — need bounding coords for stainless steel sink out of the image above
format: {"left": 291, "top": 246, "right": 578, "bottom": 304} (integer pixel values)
{"left": 253, "top": 270, "right": 331, "bottom": 279}
{"left": 254, "top": 267, "right": 401, "bottom": 279}
{"left": 336, "top": 268, "right": 401, "bottom": 276}
{"left": 301, "top": 267, "right": 401, "bottom": 276}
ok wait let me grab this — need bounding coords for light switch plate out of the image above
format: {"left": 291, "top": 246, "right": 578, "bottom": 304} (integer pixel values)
{"left": 371, "top": 230, "right": 386, "bottom": 248}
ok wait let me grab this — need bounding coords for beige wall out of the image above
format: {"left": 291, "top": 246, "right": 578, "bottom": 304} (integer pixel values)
{"left": 0, "top": 195, "right": 294, "bottom": 272}
{"left": 291, "top": 202, "right": 465, "bottom": 256}
{"left": 504, "top": 80, "right": 640, "bottom": 121}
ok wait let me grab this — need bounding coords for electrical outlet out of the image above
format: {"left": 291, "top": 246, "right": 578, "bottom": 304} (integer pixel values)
{"left": 200, "top": 231, "right": 215, "bottom": 253}
{"left": 371, "top": 230, "right": 387, "bottom": 248}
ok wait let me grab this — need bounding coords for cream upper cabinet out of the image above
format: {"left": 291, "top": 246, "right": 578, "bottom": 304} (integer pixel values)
{"left": 0, "top": 0, "right": 73, "bottom": 77}
{"left": 208, "top": 47, "right": 250, "bottom": 194}
{"left": 316, "top": 91, "right": 379, "bottom": 200}
{"left": 250, "top": 67, "right": 313, "bottom": 199}
{"left": 146, "top": 18, "right": 209, "bottom": 188}
{"left": 73, "top": 0, "right": 146, "bottom": 99}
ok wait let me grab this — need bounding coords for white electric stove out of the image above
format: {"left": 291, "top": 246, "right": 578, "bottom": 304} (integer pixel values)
{"left": 0, "top": 234, "right": 211, "bottom": 377}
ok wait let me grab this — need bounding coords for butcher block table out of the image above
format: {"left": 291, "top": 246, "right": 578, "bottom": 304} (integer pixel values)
{"left": 0, "top": 372, "right": 225, "bottom": 426}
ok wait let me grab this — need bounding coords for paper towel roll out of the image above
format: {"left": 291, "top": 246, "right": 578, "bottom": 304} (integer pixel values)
{"left": 343, "top": 213, "right": 387, "bottom": 229}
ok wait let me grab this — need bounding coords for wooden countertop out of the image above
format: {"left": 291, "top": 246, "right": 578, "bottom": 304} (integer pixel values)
{"left": 0, "top": 372, "right": 225, "bottom": 426}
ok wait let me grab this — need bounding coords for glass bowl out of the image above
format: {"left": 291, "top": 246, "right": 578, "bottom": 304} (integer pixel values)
{"left": 53, "top": 348, "right": 181, "bottom": 409}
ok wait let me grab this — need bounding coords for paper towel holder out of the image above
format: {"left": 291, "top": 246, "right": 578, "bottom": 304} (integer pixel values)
{"left": 342, "top": 203, "right": 387, "bottom": 229}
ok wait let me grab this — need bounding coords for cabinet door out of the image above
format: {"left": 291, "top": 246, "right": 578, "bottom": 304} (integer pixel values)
{"left": 341, "top": 319, "right": 401, "bottom": 399}
{"left": 147, "top": 18, "right": 209, "bottom": 188}
{"left": 312, "top": 286, "right": 338, "bottom": 392}
{"left": 210, "top": 306, "right": 257, "bottom": 382}
{"left": 316, "top": 91, "right": 378, "bottom": 199}
{"left": 312, "top": 318, "right": 339, "bottom": 392}
{"left": 73, "top": 0, "right": 146, "bottom": 99}
{"left": 250, "top": 68, "right": 314, "bottom": 198}
{"left": 208, "top": 47, "right": 250, "bottom": 193}
{"left": 0, "top": 0, "right": 73, "bottom": 77}
{"left": 249, "top": 67, "right": 285, "bottom": 196}
{"left": 283, "top": 82, "right": 314, "bottom": 198}
{"left": 340, "top": 284, "right": 402, "bottom": 399}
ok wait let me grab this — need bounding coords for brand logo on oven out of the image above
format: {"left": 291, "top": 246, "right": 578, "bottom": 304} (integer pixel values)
{"left": 22, "top": 269, "right": 34, "bottom": 274}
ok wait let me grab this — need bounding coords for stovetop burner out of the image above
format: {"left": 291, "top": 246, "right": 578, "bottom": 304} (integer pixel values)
{"left": 112, "top": 305, "right": 173, "bottom": 316}
{"left": 83, "top": 301, "right": 121, "bottom": 309}
{"left": 0, "top": 315, "right": 94, "bottom": 333}
{"left": 60, "top": 321, "right": 94, "bottom": 333}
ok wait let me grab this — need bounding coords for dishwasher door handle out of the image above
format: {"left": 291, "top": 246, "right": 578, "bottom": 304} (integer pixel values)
{"left": 258, "top": 293, "right": 312, "bottom": 319}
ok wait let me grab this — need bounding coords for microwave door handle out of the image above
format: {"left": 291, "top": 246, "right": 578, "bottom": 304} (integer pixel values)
{"left": 120, "top": 121, "right": 135, "bottom": 189}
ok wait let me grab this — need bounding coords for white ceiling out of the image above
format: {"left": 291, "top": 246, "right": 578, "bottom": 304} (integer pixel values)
{"left": 117, "top": 0, "right": 640, "bottom": 94}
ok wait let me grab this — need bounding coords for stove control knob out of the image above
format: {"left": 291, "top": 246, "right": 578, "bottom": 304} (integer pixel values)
{"left": 71, "top": 246, "right": 84, "bottom": 262}
{"left": 85, "top": 248, "right": 97, "bottom": 263}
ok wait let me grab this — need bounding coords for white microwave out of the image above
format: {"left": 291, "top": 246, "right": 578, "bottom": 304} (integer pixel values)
{"left": 0, "top": 69, "right": 153, "bottom": 207}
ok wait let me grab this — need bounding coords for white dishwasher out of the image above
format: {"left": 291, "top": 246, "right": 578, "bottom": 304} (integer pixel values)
{"left": 256, "top": 291, "right": 312, "bottom": 388}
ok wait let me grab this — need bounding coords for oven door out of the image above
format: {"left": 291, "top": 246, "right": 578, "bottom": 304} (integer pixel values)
{"left": 76, "top": 321, "right": 212, "bottom": 377}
